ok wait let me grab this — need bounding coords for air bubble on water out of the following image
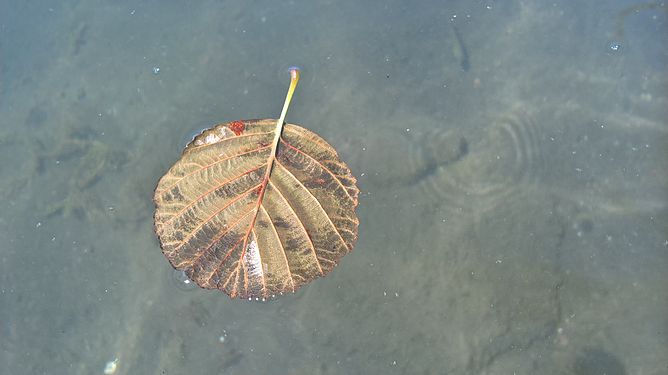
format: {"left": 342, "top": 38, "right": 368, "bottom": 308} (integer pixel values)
{"left": 152, "top": 66, "right": 161, "bottom": 74}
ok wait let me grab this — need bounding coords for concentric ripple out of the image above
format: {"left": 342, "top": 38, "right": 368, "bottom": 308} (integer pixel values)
{"left": 416, "top": 112, "right": 546, "bottom": 215}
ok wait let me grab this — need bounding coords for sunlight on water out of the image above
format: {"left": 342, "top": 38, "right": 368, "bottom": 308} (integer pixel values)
{"left": 0, "top": 1, "right": 665, "bottom": 374}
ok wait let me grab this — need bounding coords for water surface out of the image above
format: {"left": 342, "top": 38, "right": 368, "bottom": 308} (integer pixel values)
{"left": 1, "top": 1, "right": 666, "bottom": 374}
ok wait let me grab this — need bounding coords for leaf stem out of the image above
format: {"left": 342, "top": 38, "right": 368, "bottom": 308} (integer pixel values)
{"left": 271, "top": 67, "right": 300, "bottom": 155}
{"left": 240, "top": 68, "right": 301, "bottom": 294}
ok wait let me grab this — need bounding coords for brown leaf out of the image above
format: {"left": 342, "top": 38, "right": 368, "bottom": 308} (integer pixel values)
{"left": 153, "top": 119, "right": 359, "bottom": 300}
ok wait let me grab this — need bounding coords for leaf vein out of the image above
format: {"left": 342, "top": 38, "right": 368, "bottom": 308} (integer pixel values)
{"left": 173, "top": 186, "right": 260, "bottom": 254}
{"left": 275, "top": 160, "right": 350, "bottom": 251}
{"left": 268, "top": 180, "right": 322, "bottom": 276}
{"left": 162, "top": 163, "right": 266, "bottom": 226}
{"left": 157, "top": 143, "right": 271, "bottom": 195}
{"left": 279, "top": 138, "right": 356, "bottom": 203}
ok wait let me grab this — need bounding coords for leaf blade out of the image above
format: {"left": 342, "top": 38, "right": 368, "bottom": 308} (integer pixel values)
{"left": 154, "top": 119, "right": 359, "bottom": 300}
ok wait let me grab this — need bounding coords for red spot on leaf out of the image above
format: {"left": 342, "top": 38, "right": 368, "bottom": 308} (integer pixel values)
{"left": 229, "top": 121, "right": 245, "bottom": 136}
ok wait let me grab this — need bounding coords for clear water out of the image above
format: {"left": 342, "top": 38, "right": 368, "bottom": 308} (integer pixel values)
{"left": 1, "top": 1, "right": 666, "bottom": 374}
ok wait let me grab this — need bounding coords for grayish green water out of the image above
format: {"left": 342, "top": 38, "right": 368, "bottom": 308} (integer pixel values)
{"left": 1, "top": 1, "right": 666, "bottom": 374}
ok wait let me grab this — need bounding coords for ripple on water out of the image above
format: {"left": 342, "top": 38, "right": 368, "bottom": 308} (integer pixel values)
{"left": 416, "top": 111, "right": 547, "bottom": 216}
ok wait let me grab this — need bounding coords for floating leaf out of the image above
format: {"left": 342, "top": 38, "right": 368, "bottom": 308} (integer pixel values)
{"left": 153, "top": 69, "right": 359, "bottom": 300}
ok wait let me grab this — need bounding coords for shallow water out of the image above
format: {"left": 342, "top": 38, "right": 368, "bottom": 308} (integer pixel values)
{"left": 1, "top": 1, "right": 666, "bottom": 374}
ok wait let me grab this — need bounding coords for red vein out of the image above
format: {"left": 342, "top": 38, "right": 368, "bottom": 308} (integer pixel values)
{"left": 267, "top": 180, "right": 322, "bottom": 276}
{"left": 260, "top": 203, "right": 297, "bottom": 289}
{"left": 162, "top": 164, "right": 267, "bottom": 226}
{"left": 157, "top": 143, "right": 272, "bottom": 195}
{"left": 232, "top": 121, "right": 288, "bottom": 298}
{"left": 275, "top": 160, "right": 349, "bottom": 251}
{"left": 203, "top": 223, "right": 249, "bottom": 287}
{"left": 173, "top": 186, "right": 259, "bottom": 254}
{"left": 279, "top": 138, "right": 355, "bottom": 203}
{"left": 231, "top": 260, "right": 241, "bottom": 298}
{"left": 194, "top": 206, "right": 256, "bottom": 284}
{"left": 221, "top": 265, "right": 237, "bottom": 293}
{"left": 204, "top": 234, "right": 244, "bottom": 286}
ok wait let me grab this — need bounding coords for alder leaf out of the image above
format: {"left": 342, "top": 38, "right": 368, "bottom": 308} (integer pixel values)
{"left": 153, "top": 69, "right": 359, "bottom": 300}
